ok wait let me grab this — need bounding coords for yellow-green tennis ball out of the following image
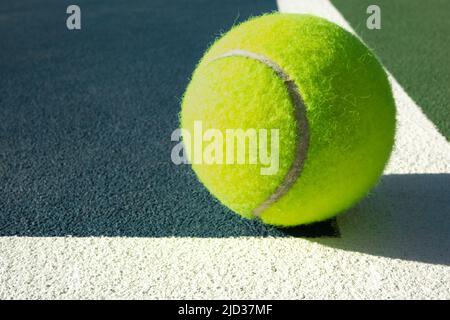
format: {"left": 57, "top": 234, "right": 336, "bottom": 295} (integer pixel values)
{"left": 181, "top": 13, "right": 396, "bottom": 227}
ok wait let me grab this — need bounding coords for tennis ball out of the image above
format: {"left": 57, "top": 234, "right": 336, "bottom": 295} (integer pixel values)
{"left": 180, "top": 13, "right": 395, "bottom": 227}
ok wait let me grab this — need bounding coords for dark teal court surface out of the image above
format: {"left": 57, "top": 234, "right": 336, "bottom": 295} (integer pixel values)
{"left": 0, "top": 0, "right": 339, "bottom": 237}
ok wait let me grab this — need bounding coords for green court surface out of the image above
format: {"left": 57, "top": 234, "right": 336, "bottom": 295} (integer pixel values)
{"left": 332, "top": 0, "right": 450, "bottom": 140}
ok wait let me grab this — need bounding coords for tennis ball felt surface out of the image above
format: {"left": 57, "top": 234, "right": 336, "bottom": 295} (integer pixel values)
{"left": 181, "top": 13, "right": 396, "bottom": 227}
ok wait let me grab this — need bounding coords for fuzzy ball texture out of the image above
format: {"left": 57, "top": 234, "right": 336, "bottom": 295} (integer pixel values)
{"left": 181, "top": 13, "right": 396, "bottom": 227}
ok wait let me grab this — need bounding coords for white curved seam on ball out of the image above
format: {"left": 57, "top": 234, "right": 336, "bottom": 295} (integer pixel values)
{"left": 210, "top": 49, "right": 310, "bottom": 218}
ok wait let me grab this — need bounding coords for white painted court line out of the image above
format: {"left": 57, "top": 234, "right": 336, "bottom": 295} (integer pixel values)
{"left": 0, "top": 0, "right": 449, "bottom": 300}
{"left": 1, "top": 237, "right": 449, "bottom": 299}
